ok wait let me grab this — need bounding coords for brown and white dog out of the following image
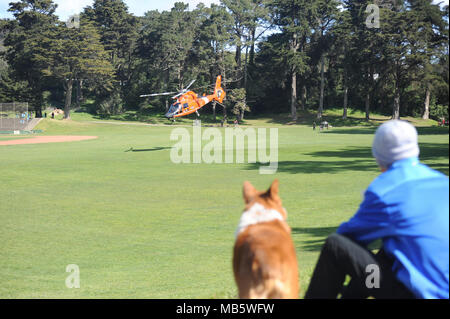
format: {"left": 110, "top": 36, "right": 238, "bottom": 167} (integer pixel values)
{"left": 233, "top": 180, "right": 299, "bottom": 299}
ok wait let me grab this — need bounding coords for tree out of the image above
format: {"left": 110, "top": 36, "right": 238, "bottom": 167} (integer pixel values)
{"left": 3, "top": 0, "right": 59, "bottom": 116}
{"left": 407, "top": 0, "right": 448, "bottom": 119}
{"left": 331, "top": 7, "right": 354, "bottom": 119}
{"left": 269, "top": 0, "right": 320, "bottom": 121}
{"left": 195, "top": 3, "right": 234, "bottom": 120}
{"left": 85, "top": 0, "right": 139, "bottom": 106}
{"left": 229, "top": 88, "right": 250, "bottom": 120}
{"left": 41, "top": 16, "right": 114, "bottom": 119}
{"left": 380, "top": 2, "right": 424, "bottom": 119}
{"left": 222, "top": 0, "right": 270, "bottom": 90}
{"left": 314, "top": 0, "right": 339, "bottom": 119}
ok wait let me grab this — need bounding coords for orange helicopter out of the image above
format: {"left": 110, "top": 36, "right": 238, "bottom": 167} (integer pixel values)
{"left": 140, "top": 75, "right": 226, "bottom": 119}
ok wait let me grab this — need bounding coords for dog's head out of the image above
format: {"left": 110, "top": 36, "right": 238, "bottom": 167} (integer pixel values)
{"left": 242, "top": 179, "right": 287, "bottom": 220}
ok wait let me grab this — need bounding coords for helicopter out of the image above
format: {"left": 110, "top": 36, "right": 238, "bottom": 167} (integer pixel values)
{"left": 140, "top": 75, "right": 226, "bottom": 119}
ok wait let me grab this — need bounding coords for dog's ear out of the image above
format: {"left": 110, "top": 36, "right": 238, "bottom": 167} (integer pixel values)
{"left": 268, "top": 179, "right": 279, "bottom": 198}
{"left": 243, "top": 181, "right": 257, "bottom": 204}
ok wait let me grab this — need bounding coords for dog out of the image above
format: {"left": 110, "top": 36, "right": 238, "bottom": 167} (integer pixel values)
{"left": 233, "top": 179, "right": 299, "bottom": 299}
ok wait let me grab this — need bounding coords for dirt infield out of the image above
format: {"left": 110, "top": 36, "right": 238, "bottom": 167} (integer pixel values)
{"left": 0, "top": 135, "right": 98, "bottom": 146}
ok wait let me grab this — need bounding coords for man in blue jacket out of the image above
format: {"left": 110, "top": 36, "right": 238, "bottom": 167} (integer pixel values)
{"left": 305, "top": 120, "right": 449, "bottom": 299}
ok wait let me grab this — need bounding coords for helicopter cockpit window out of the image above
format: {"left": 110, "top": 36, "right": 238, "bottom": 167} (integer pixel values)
{"left": 169, "top": 103, "right": 181, "bottom": 113}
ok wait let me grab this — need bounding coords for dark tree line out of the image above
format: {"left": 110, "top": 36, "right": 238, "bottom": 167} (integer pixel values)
{"left": 0, "top": 0, "right": 448, "bottom": 122}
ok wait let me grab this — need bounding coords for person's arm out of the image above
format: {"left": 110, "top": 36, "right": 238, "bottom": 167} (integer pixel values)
{"left": 337, "top": 190, "right": 396, "bottom": 246}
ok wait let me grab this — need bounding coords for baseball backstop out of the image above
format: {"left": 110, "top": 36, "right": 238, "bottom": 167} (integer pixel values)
{"left": 0, "top": 102, "right": 30, "bottom": 133}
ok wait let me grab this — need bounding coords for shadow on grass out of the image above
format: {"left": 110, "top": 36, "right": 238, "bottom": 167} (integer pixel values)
{"left": 246, "top": 147, "right": 377, "bottom": 174}
{"left": 321, "top": 128, "right": 377, "bottom": 135}
{"left": 257, "top": 110, "right": 386, "bottom": 128}
{"left": 417, "top": 126, "right": 450, "bottom": 135}
{"left": 305, "top": 146, "right": 373, "bottom": 159}
{"left": 292, "top": 226, "right": 338, "bottom": 252}
{"left": 420, "top": 143, "right": 450, "bottom": 160}
{"left": 321, "top": 125, "right": 449, "bottom": 136}
{"left": 292, "top": 226, "right": 383, "bottom": 252}
{"left": 245, "top": 143, "right": 447, "bottom": 175}
{"left": 125, "top": 147, "right": 171, "bottom": 152}
{"left": 306, "top": 143, "right": 448, "bottom": 161}
{"left": 426, "top": 163, "right": 449, "bottom": 176}
{"left": 271, "top": 160, "right": 377, "bottom": 174}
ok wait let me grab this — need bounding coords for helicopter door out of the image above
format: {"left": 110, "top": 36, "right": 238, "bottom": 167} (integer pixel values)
{"left": 165, "top": 103, "right": 181, "bottom": 118}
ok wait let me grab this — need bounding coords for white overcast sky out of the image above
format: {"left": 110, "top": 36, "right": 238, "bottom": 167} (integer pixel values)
{"left": 0, "top": 0, "right": 221, "bottom": 19}
{"left": 0, "top": 0, "right": 448, "bottom": 20}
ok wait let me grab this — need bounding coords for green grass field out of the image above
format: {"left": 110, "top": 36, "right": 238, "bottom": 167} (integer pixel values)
{"left": 0, "top": 112, "right": 448, "bottom": 298}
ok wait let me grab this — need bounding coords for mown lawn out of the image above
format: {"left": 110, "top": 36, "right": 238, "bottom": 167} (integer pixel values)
{"left": 0, "top": 114, "right": 448, "bottom": 298}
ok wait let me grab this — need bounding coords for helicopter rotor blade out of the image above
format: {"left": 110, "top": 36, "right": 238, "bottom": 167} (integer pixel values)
{"left": 184, "top": 79, "right": 196, "bottom": 91}
{"left": 140, "top": 92, "right": 177, "bottom": 98}
{"left": 171, "top": 92, "right": 185, "bottom": 99}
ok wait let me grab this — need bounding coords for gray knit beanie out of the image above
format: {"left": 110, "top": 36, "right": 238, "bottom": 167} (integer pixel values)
{"left": 372, "top": 120, "right": 420, "bottom": 168}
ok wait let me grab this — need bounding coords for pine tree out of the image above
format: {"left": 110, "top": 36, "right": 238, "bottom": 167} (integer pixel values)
{"left": 41, "top": 16, "right": 114, "bottom": 119}
{"left": 269, "top": 0, "right": 321, "bottom": 121}
{"left": 3, "top": 0, "right": 59, "bottom": 116}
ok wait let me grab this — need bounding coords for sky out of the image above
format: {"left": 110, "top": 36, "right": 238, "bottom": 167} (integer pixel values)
{"left": 0, "top": 0, "right": 221, "bottom": 20}
{"left": 0, "top": 0, "right": 448, "bottom": 20}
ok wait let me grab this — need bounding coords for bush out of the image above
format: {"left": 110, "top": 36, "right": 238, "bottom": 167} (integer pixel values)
{"left": 98, "top": 93, "right": 124, "bottom": 115}
{"left": 430, "top": 102, "right": 449, "bottom": 121}
{"left": 228, "top": 88, "right": 250, "bottom": 120}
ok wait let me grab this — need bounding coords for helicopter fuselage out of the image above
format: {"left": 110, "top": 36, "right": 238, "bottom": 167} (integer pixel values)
{"left": 165, "top": 91, "right": 217, "bottom": 119}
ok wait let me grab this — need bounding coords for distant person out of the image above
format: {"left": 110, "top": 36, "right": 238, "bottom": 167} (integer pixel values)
{"left": 305, "top": 120, "right": 449, "bottom": 299}
{"left": 51, "top": 112, "right": 54, "bottom": 119}
{"left": 313, "top": 122, "right": 316, "bottom": 130}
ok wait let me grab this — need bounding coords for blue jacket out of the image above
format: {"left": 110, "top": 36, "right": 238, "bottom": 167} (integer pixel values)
{"left": 337, "top": 157, "right": 449, "bottom": 299}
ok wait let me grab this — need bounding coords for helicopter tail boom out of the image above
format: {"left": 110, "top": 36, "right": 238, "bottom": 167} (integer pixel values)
{"left": 213, "top": 75, "right": 226, "bottom": 104}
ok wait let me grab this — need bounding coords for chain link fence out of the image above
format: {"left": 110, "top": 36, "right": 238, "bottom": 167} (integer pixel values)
{"left": 0, "top": 102, "right": 30, "bottom": 132}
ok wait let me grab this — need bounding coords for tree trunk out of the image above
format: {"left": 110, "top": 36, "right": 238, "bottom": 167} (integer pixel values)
{"left": 365, "top": 92, "right": 370, "bottom": 121}
{"left": 422, "top": 85, "right": 431, "bottom": 120}
{"left": 240, "top": 95, "right": 246, "bottom": 121}
{"left": 243, "top": 44, "right": 249, "bottom": 90}
{"left": 301, "top": 84, "right": 306, "bottom": 111}
{"left": 343, "top": 85, "right": 348, "bottom": 119}
{"left": 64, "top": 78, "right": 73, "bottom": 120}
{"left": 317, "top": 55, "right": 325, "bottom": 119}
{"left": 249, "top": 26, "right": 256, "bottom": 66}
{"left": 290, "top": 33, "right": 299, "bottom": 121}
{"left": 212, "top": 101, "right": 216, "bottom": 122}
{"left": 235, "top": 28, "right": 242, "bottom": 76}
{"left": 393, "top": 85, "right": 400, "bottom": 120}
{"left": 235, "top": 45, "right": 241, "bottom": 69}
{"left": 343, "top": 67, "right": 348, "bottom": 119}
{"left": 291, "top": 70, "right": 297, "bottom": 121}
{"left": 76, "top": 79, "right": 81, "bottom": 108}
{"left": 79, "top": 80, "right": 83, "bottom": 102}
